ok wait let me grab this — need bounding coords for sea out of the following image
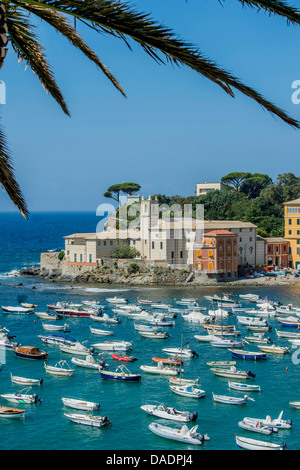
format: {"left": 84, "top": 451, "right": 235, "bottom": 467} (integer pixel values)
{"left": 1, "top": 212, "right": 300, "bottom": 451}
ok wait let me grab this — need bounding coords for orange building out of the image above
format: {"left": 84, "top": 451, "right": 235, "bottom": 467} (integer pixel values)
{"left": 194, "top": 230, "right": 238, "bottom": 278}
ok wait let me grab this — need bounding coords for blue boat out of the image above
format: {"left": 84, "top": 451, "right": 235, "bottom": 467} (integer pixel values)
{"left": 229, "top": 349, "right": 267, "bottom": 360}
{"left": 100, "top": 365, "right": 141, "bottom": 382}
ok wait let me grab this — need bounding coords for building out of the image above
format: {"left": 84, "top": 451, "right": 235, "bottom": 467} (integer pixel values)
{"left": 284, "top": 198, "right": 300, "bottom": 269}
{"left": 265, "top": 237, "right": 289, "bottom": 268}
{"left": 194, "top": 230, "right": 238, "bottom": 278}
{"left": 64, "top": 197, "right": 260, "bottom": 269}
{"left": 195, "top": 181, "right": 225, "bottom": 196}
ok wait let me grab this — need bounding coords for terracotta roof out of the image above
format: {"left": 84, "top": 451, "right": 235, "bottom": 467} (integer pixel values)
{"left": 204, "top": 230, "right": 236, "bottom": 236}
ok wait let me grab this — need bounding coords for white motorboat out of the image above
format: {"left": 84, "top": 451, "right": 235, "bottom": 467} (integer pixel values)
{"left": 20, "top": 303, "right": 37, "bottom": 309}
{"left": 149, "top": 422, "right": 209, "bottom": 445}
{"left": 140, "top": 362, "right": 182, "bottom": 376}
{"left": 71, "top": 355, "right": 108, "bottom": 370}
{"left": 106, "top": 296, "right": 128, "bottom": 304}
{"left": 194, "top": 334, "right": 216, "bottom": 343}
{"left": 257, "top": 344, "right": 290, "bottom": 354}
{"left": 38, "top": 333, "right": 77, "bottom": 346}
{"left": 113, "top": 305, "right": 141, "bottom": 312}
{"left": 10, "top": 373, "right": 43, "bottom": 386}
{"left": 243, "top": 411, "right": 292, "bottom": 430}
{"left": 182, "top": 311, "right": 210, "bottom": 324}
{"left": 205, "top": 294, "right": 236, "bottom": 303}
{"left": 276, "top": 329, "right": 300, "bottom": 339}
{"left": 62, "top": 397, "right": 100, "bottom": 411}
{"left": 134, "top": 324, "right": 159, "bottom": 332}
{"left": 89, "top": 326, "right": 114, "bottom": 336}
{"left": 289, "top": 401, "right": 300, "bottom": 410}
{"left": 237, "top": 316, "right": 269, "bottom": 327}
{"left": 210, "top": 366, "right": 256, "bottom": 380}
{"left": 2, "top": 306, "right": 33, "bottom": 314}
{"left": 235, "top": 435, "right": 286, "bottom": 450}
{"left": 206, "top": 361, "right": 236, "bottom": 368}
{"left": 151, "top": 304, "right": 171, "bottom": 310}
{"left": 162, "top": 345, "right": 198, "bottom": 358}
{"left": 169, "top": 383, "right": 206, "bottom": 399}
{"left": 90, "top": 314, "right": 120, "bottom": 324}
{"left": 64, "top": 413, "right": 112, "bottom": 428}
{"left": 239, "top": 294, "right": 262, "bottom": 302}
{"left": 138, "top": 331, "right": 169, "bottom": 339}
{"left": 208, "top": 308, "right": 232, "bottom": 319}
{"left": 35, "top": 311, "right": 62, "bottom": 320}
{"left": 169, "top": 377, "right": 199, "bottom": 386}
{"left": 140, "top": 404, "right": 198, "bottom": 422}
{"left": 1, "top": 387, "right": 42, "bottom": 404}
{"left": 0, "top": 334, "right": 18, "bottom": 350}
{"left": 244, "top": 333, "right": 272, "bottom": 344}
{"left": 210, "top": 338, "right": 244, "bottom": 348}
{"left": 175, "top": 299, "right": 198, "bottom": 306}
{"left": 44, "top": 360, "right": 75, "bottom": 376}
{"left": 238, "top": 420, "right": 275, "bottom": 435}
{"left": 92, "top": 340, "right": 132, "bottom": 352}
{"left": 228, "top": 381, "right": 261, "bottom": 392}
{"left": 59, "top": 342, "right": 93, "bottom": 356}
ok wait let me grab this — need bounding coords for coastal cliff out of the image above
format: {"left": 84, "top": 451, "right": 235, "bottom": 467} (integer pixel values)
{"left": 18, "top": 252, "right": 299, "bottom": 287}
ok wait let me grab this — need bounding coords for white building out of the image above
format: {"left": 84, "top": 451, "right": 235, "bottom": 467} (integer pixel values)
{"left": 195, "top": 181, "right": 225, "bottom": 196}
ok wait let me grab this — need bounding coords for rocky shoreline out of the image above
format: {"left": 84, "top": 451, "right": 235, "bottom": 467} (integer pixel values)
{"left": 19, "top": 264, "right": 300, "bottom": 288}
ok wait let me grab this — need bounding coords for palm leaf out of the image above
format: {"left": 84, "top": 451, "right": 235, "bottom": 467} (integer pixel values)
{"left": 0, "top": 119, "right": 28, "bottom": 218}
{"left": 19, "top": 4, "right": 126, "bottom": 96}
{"left": 233, "top": 1, "right": 300, "bottom": 25}
{"left": 7, "top": 8, "right": 70, "bottom": 115}
{"left": 13, "top": 0, "right": 299, "bottom": 128}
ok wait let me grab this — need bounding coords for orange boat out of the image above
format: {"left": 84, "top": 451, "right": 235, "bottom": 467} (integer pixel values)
{"left": 13, "top": 346, "right": 48, "bottom": 360}
{"left": 152, "top": 357, "right": 183, "bottom": 366}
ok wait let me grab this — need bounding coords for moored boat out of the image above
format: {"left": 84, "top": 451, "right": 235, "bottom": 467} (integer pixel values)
{"left": 235, "top": 435, "right": 286, "bottom": 450}
{"left": 140, "top": 362, "right": 182, "bottom": 376}
{"left": 212, "top": 393, "right": 255, "bottom": 405}
{"left": 228, "top": 381, "right": 261, "bottom": 392}
{"left": 149, "top": 422, "right": 209, "bottom": 445}
{"left": 62, "top": 397, "right": 100, "bottom": 411}
{"left": 10, "top": 373, "right": 43, "bottom": 386}
{"left": 210, "top": 366, "right": 256, "bottom": 380}
{"left": 238, "top": 420, "right": 274, "bottom": 435}
{"left": 13, "top": 345, "right": 48, "bottom": 360}
{"left": 44, "top": 360, "right": 75, "bottom": 376}
{"left": 229, "top": 349, "right": 267, "bottom": 360}
{"left": 257, "top": 344, "right": 290, "bottom": 354}
{"left": 64, "top": 413, "right": 112, "bottom": 427}
{"left": 141, "top": 403, "right": 198, "bottom": 422}
{"left": 243, "top": 411, "right": 292, "bottom": 430}
{"left": 1, "top": 387, "right": 42, "bottom": 404}
{"left": 0, "top": 405, "right": 25, "bottom": 419}
{"left": 92, "top": 340, "right": 132, "bottom": 352}
{"left": 111, "top": 354, "right": 137, "bottom": 362}
{"left": 169, "top": 383, "right": 206, "bottom": 399}
{"left": 99, "top": 365, "right": 141, "bottom": 382}
{"left": 71, "top": 355, "right": 108, "bottom": 370}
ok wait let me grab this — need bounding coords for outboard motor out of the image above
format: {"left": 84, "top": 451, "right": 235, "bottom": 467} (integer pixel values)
{"left": 246, "top": 370, "right": 256, "bottom": 378}
{"left": 192, "top": 350, "right": 199, "bottom": 358}
{"left": 189, "top": 411, "right": 198, "bottom": 422}
{"left": 102, "top": 416, "right": 112, "bottom": 426}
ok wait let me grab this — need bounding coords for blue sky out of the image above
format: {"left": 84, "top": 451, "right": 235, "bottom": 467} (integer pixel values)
{"left": 1, "top": 0, "right": 300, "bottom": 214}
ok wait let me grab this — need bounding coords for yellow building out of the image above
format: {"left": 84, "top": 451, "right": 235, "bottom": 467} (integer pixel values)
{"left": 284, "top": 198, "right": 300, "bottom": 269}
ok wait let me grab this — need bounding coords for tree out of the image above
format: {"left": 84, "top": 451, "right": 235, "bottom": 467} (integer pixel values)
{"left": 240, "top": 173, "right": 273, "bottom": 199}
{"left": 1, "top": 0, "right": 300, "bottom": 217}
{"left": 221, "top": 172, "right": 252, "bottom": 191}
{"left": 112, "top": 245, "right": 140, "bottom": 259}
{"left": 104, "top": 182, "right": 141, "bottom": 203}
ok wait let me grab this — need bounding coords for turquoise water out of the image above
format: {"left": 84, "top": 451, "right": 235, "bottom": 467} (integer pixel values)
{"left": 0, "top": 213, "right": 300, "bottom": 450}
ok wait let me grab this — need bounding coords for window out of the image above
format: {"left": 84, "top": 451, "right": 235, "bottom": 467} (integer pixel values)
{"left": 283, "top": 246, "right": 286, "bottom": 252}
{"left": 74, "top": 254, "right": 77, "bottom": 262}
{"left": 110, "top": 241, "right": 113, "bottom": 246}
{"left": 289, "top": 230, "right": 292, "bottom": 235}
{"left": 171, "top": 251, "right": 174, "bottom": 259}
{"left": 297, "top": 240, "right": 300, "bottom": 245}
{"left": 268, "top": 246, "right": 271, "bottom": 253}
{"left": 160, "top": 242, "right": 163, "bottom": 250}
{"left": 152, "top": 242, "right": 155, "bottom": 249}
{"left": 89, "top": 254, "right": 92, "bottom": 263}
{"left": 98, "top": 241, "right": 101, "bottom": 246}
{"left": 103, "top": 241, "right": 106, "bottom": 246}
{"left": 80, "top": 254, "right": 83, "bottom": 262}
{"left": 239, "top": 238, "right": 242, "bottom": 242}
{"left": 249, "top": 237, "right": 252, "bottom": 242}
{"left": 289, "top": 219, "right": 292, "bottom": 225}
{"left": 297, "top": 248, "right": 300, "bottom": 255}
{"left": 276, "top": 245, "right": 279, "bottom": 252}
{"left": 180, "top": 251, "right": 183, "bottom": 259}
{"left": 298, "top": 219, "right": 300, "bottom": 225}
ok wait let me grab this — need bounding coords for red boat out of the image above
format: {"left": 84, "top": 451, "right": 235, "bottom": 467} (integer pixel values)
{"left": 152, "top": 357, "right": 183, "bottom": 366}
{"left": 111, "top": 354, "right": 137, "bottom": 362}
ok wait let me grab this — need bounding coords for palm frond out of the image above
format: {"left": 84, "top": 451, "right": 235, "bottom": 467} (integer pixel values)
{"left": 232, "top": 1, "right": 300, "bottom": 25}
{"left": 20, "top": 4, "right": 126, "bottom": 96}
{"left": 7, "top": 7, "right": 70, "bottom": 115}
{"left": 14, "top": 0, "right": 299, "bottom": 128}
{"left": 0, "top": 119, "right": 28, "bottom": 218}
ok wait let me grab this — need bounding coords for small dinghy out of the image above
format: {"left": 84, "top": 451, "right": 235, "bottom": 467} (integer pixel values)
{"left": 44, "top": 360, "right": 75, "bottom": 376}
{"left": 257, "top": 344, "right": 290, "bottom": 354}
{"left": 170, "top": 383, "right": 206, "bottom": 399}
{"left": 1, "top": 387, "right": 42, "bottom": 404}
{"left": 64, "top": 413, "right": 112, "bottom": 428}
{"left": 210, "top": 338, "right": 243, "bottom": 348}
{"left": 289, "top": 401, "right": 300, "bottom": 409}
{"left": 235, "top": 434, "right": 287, "bottom": 451}
{"left": 111, "top": 354, "right": 137, "bottom": 362}
{"left": 62, "top": 397, "right": 100, "bottom": 411}
{"left": 228, "top": 381, "right": 261, "bottom": 392}
{"left": 238, "top": 420, "right": 275, "bottom": 435}
{"left": 21, "top": 303, "right": 37, "bottom": 309}
{"left": 0, "top": 405, "right": 25, "bottom": 419}
{"left": 59, "top": 342, "right": 93, "bottom": 356}
{"left": 169, "top": 377, "right": 199, "bottom": 386}
{"left": 42, "top": 323, "right": 70, "bottom": 332}
{"left": 140, "top": 362, "right": 182, "bottom": 376}
{"left": 149, "top": 423, "right": 209, "bottom": 445}
{"left": 71, "top": 355, "right": 108, "bottom": 370}
{"left": 152, "top": 357, "right": 183, "bottom": 366}
{"left": 10, "top": 373, "right": 43, "bottom": 386}
{"left": 206, "top": 361, "right": 236, "bottom": 368}
{"left": 212, "top": 393, "right": 255, "bottom": 405}
{"left": 100, "top": 365, "right": 141, "bottom": 382}
{"left": 243, "top": 411, "right": 292, "bottom": 430}
{"left": 2, "top": 306, "right": 33, "bottom": 314}
{"left": 89, "top": 327, "right": 114, "bottom": 336}
{"left": 141, "top": 404, "right": 197, "bottom": 422}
